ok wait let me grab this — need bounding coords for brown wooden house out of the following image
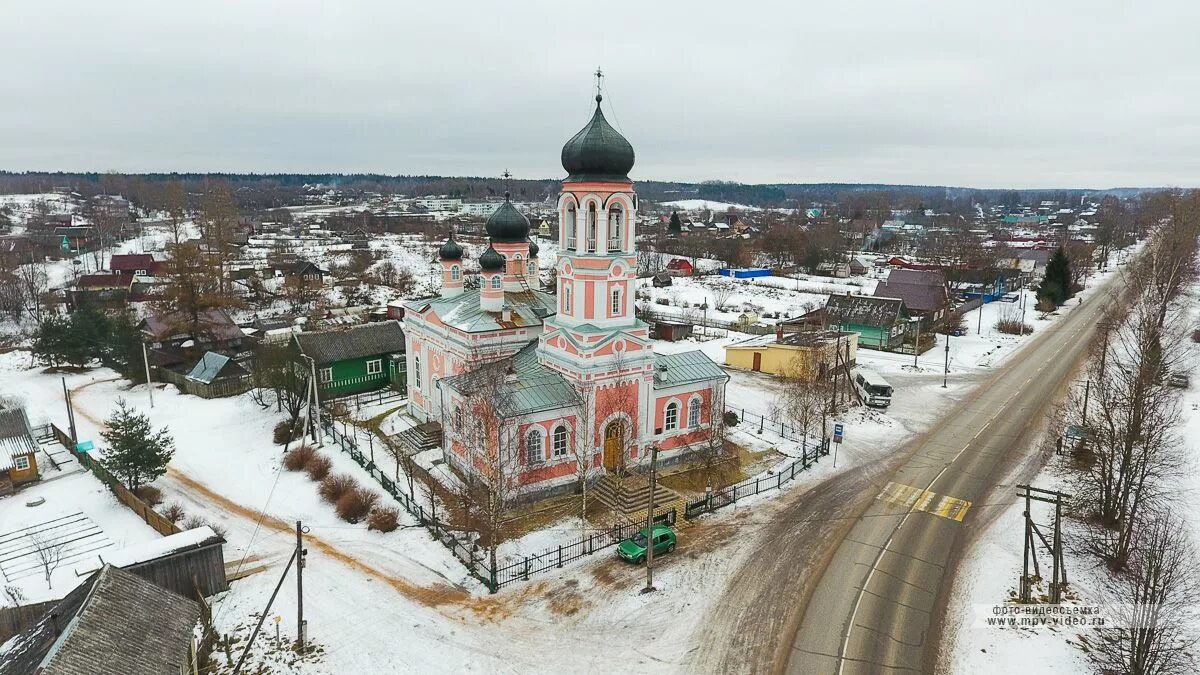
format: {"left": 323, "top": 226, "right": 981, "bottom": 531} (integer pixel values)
{"left": 0, "top": 408, "right": 40, "bottom": 495}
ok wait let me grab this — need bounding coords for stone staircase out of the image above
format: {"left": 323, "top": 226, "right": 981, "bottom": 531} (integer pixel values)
{"left": 593, "top": 474, "right": 685, "bottom": 526}
{"left": 393, "top": 422, "right": 442, "bottom": 455}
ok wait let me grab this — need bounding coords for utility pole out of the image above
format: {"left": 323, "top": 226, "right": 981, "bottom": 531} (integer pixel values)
{"left": 61, "top": 377, "right": 77, "bottom": 444}
{"left": 304, "top": 356, "right": 323, "bottom": 447}
{"left": 296, "top": 520, "right": 307, "bottom": 651}
{"left": 912, "top": 318, "right": 920, "bottom": 369}
{"left": 141, "top": 342, "right": 154, "bottom": 408}
{"left": 1017, "top": 485, "right": 1069, "bottom": 604}
{"left": 642, "top": 445, "right": 659, "bottom": 594}
{"left": 943, "top": 332, "right": 950, "bottom": 388}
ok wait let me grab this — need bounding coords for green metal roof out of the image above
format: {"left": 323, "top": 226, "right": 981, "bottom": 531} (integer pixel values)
{"left": 441, "top": 342, "right": 580, "bottom": 417}
{"left": 652, "top": 350, "right": 728, "bottom": 390}
{"left": 411, "top": 289, "right": 557, "bottom": 333}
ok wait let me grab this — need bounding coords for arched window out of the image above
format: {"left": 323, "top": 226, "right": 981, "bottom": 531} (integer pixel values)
{"left": 608, "top": 206, "right": 623, "bottom": 252}
{"left": 413, "top": 354, "right": 421, "bottom": 387}
{"left": 552, "top": 425, "right": 568, "bottom": 457}
{"left": 565, "top": 205, "right": 577, "bottom": 250}
{"left": 688, "top": 397, "right": 702, "bottom": 428}
{"left": 563, "top": 283, "right": 572, "bottom": 313}
{"left": 525, "top": 429, "right": 543, "bottom": 464}
{"left": 664, "top": 402, "right": 679, "bottom": 431}
{"left": 490, "top": 275, "right": 501, "bottom": 289}
{"left": 450, "top": 265, "right": 460, "bottom": 281}
{"left": 587, "top": 203, "right": 597, "bottom": 253}
{"left": 611, "top": 288, "right": 621, "bottom": 316}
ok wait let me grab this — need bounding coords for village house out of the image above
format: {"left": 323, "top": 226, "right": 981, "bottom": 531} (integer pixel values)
{"left": 724, "top": 328, "right": 858, "bottom": 378}
{"left": 404, "top": 91, "right": 729, "bottom": 503}
{"left": 0, "top": 407, "right": 39, "bottom": 495}
{"left": 873, "top": 268, "right": 950, "bottom": 327}
{"left": 108, "top": 253, "right": 159, "bottom": 276}
{"left": 813, "top": 294, "right": 911, "bottom": 351}
{"left": 665, "top": 258, "right": 694, "bottom": 276}
{"left": 293, "top": 320, "right": 407, "bottom": 398}
{"left": 0, "top": 565, "right": 200, "bottom": 675}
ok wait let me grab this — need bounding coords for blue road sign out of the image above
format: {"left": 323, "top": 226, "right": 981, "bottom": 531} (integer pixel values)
{"left": 74, "top": 440, "right": 94, "bottom": 453}
{"left": 833, "top": 423, "right": 844, "bottom": 442}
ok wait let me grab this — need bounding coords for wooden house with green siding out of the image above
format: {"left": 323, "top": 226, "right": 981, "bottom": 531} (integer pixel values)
{"left": 292, "top": 321, "right": 407, "bottom": 398}
{"left": 821, "top": 294, "right": 911, "bottom": 351}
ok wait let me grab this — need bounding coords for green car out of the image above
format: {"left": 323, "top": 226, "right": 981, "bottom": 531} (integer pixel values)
{"left": 617, "top": 524, "right": 676, "bottom": 564}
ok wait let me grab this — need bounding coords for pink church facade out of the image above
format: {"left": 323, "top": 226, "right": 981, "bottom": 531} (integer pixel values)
{"left": 403, "top": 91, "right": 728, "bottom": 502}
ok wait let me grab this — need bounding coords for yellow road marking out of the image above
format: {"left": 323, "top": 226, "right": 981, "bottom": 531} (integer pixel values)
{"left": 877, "top": 481, "right": 972, "bottom": 522}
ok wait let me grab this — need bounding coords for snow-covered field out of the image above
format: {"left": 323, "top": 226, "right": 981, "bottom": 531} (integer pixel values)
{"left": 658, "top": 199, "right": 763, "bottom": 212}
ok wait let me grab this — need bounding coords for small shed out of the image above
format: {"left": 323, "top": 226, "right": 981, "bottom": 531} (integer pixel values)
{"left": 653, "top": 321, "right": 693, "bottom": 342}
{"left": 651, "top": 271, "right": 673, "bottom": 288}
{"left": 665, "top": 258, "right": 694, "bottom": 277}
{"left": 0, "top": 408, "right": 40, "bottom": 495}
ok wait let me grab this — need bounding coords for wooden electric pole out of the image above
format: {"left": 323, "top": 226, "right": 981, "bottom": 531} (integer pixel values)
{"left": 296, "top": 520, "right": 307, "bottom": 651}
{"left": 642, "top": 445, "right": 659, "bottom": 594}
{"left": 1017, "top": 485, "right": 1069, "bottom": 603}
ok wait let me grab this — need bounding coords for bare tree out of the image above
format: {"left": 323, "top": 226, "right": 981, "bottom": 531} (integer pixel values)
{"left": 28, "top": 531, "right": 65, "bottom": 590}
{"left": 569, "top": 380, "right": 596, "bottom": 542}
{"left": 781, "top": 360, "right": 830, "bottom": 458}
{"left": 708, "top": 279, "right": 736, "bottom": 311}
{"left": 691, "top": 383, "right": 729, "bottom": 478}
{"left": 162, "top": 180, "right": 189, "bottom": 246}
{"left": 1091, "top": 514, "right": 1199, "bottom": 675}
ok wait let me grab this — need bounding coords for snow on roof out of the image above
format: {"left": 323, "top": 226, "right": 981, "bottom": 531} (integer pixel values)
{"left": 101, "top": 526, "right": 221, "bottom": 568}
{"left": 0, "top": 407, "right": 36, "bottom": 471}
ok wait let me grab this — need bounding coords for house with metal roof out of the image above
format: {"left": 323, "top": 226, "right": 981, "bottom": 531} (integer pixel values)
{"left": 822, "top": 294, "right": 911, "bottom": 351}
{"left": 293, "top": 320, "right": 407, "bottom": 398}
{"left": 873, "top": 269, "right": 950, "bottom": 326}
{"left": 0, "top": 407, "right": 39, "bottom": 495}
{"left": 0, "top": 564, "right": 200, "bottom": 675}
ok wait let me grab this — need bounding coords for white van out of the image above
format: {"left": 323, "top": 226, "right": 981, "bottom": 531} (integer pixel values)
{"left": 853, "top": 368, "right": 893, "bottom": 408}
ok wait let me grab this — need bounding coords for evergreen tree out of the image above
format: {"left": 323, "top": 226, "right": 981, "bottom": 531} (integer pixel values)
{"left": 1037, "top": 247, "right": 1073, "bottom": 307}
{"left": 668, "top": 211, "right": 682, "bottom": 234}
{"left": 100, "top": 399, "right": 174, "bottom": 493}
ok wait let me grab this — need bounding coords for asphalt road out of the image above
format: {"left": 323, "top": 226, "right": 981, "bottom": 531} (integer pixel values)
{"left": 784, "top": 287, "right": 1117, "bottom": 674}
{"left": 686, "top": 277, "right": 1119, "bottom": 675}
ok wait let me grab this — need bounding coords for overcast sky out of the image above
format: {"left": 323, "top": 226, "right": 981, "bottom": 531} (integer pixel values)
{"left": 2, "top": 1, "right": 1198, "bottom": 189}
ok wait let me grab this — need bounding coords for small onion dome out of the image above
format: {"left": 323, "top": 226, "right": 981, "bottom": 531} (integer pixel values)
{"left": 560, "top": 94, "right": 635, "bottom": 182}
{"left": 478, "top": 245, "right": 505, "bottom": 272}
{"left": 527, "top": 238, "right": 540, "bottom": 257}
{"left": 485, "top": 194, "right": 530, "bottom": 243}
{"left": 438, "top": 236, "right": 463, "bottom": 261}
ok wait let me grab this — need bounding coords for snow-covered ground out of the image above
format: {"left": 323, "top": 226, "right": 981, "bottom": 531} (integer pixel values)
{"left": 658, "top": 199, "right": 763, "bottom": 212}
{"left": 943, "top": 249, "right": 1192, "bottom": 675}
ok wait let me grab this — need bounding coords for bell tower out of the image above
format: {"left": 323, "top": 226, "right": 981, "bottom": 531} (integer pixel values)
{"left": 538, "top": 76, "right": 653, "bottom": 385}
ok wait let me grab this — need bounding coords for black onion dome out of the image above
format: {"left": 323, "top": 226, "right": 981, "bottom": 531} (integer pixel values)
{"left": 485, "top": 195, "right": 530, "bottom": 243}
{"left": 527, "top": 238, "right": 540, "bottom": 257}
{"left": 439, "top": 236, "right": 463, "bottom": 261}
{"left": 560, "top": 94, "right": 635, "bottom": 182}
{"left": 478, "top": 245, "right": 505, "bottom": 272}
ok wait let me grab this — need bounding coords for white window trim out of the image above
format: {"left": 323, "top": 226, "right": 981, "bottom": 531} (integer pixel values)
{"left": 366, "top": 359, "right": 382, "bottom": 376}
{"left": 551, "top": 425, "right": 569, "bottom": 458}
{"left": 687, "top": 396, "right": 702, "bottom": 428}
{"left": 664, "top": 401, "right": 680, "bottom": 432}
{"left": 413, "top": 355, "right": 421, "bottom": 387}
{"left": 525, "top": 429, "right": 543, "bottom": 464}
{"left": 450, "top": 265, "right": 460, "bottom": 281}
{"left": 13, "top": 455, "right": 30, "bottom": 471}
{"left": 319, "top": 367, "right": 333, "bottom": 384}
{"left": 611, "top": 287, "right": 621, "bottom": 315}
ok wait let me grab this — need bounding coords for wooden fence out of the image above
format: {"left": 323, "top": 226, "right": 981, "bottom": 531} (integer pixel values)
{"left": 0, "top": 600, "right": 57, "bottom": 645}
{"left": 157, "top": 367, "right": 254, "bottom": 399}
{"left": 52, "top": 424, "right": 182, "bottom": 537}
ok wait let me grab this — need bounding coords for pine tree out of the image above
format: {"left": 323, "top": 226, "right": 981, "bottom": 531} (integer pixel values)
{"left": 668, "top": 211, "right": 682, "bottom": 234}
{"left": 1037, "top": 247, "right": 1073, "bottom": 307}
{"left": 100, "top": 399, "right": 174, "bottom": 493}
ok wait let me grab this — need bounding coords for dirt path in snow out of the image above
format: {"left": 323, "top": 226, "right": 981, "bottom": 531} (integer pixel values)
{"left": 67, "top": 378, "right": 477, "bottom": 610}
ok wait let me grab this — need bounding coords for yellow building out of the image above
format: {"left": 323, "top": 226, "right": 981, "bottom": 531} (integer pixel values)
{"left": 724, "top": 330, "right": 859, "bottom": 379}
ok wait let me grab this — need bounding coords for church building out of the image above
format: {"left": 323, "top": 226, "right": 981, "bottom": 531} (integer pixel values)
{"left": 403, "top": 89, "right": 728, "bottom": 502}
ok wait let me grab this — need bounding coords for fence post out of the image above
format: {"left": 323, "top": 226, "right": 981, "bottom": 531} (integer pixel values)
{"left": 754, "top": 477, "right": 760, "bottom": 495}
{"left": 557, "top": 545, "right": 563, "bottom": 569}
{"left": 490, "top": 563, "right": 497, "bottom": 593}
{"left": 522, "top": 557, "right": 530, "bottom": 581}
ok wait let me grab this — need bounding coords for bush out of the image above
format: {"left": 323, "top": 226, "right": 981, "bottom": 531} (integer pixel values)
{"left": 273, "top": 417, "right": 305, "bottom": 445}
{"left": 162, "top": 502, "right": 186, "bottom": 523}
{"left": 283, "top": 445, "right": 316, "bottom": 471}
{"left": 367, "top": 505, "right": 400, "bottom": 532}
{"left": 305, "top": 455, "right": 332, "bottom": 481}
{"left": 995, "top": 319, "right": 1034, "bottom": 335}
{"left": 319, "top": 474, "right": 357, "bottom": 504}
{"left": 179, "top": 516, "right": 227, "bottom": 538}
{"left": 724, "top": 411, "right": 740, "bottom": 427}
{"left": 135, "top": 485, "right": 163, "bottom": 506}
{"left": 335, "top": 488, "right": 379, "bottom": 523}
{"left": 1193, "top": 329, "right": 1200, "bottom": 343}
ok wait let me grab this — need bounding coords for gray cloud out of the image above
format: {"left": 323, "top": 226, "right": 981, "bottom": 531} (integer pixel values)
{"left": 1, "top": 1, "right": 1198, "bottom": 188}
